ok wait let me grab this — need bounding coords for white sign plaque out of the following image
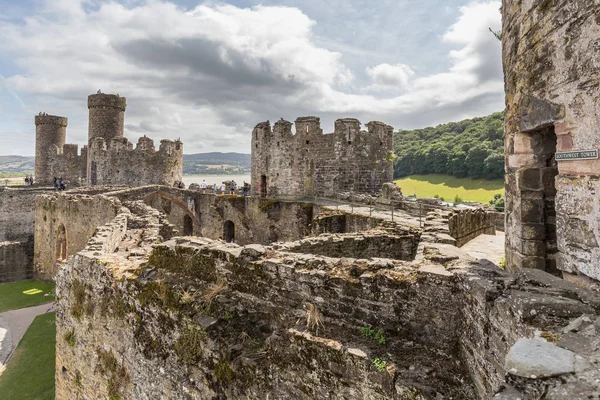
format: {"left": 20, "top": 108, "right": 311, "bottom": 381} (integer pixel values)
{"left": 555, "top": 149, "right": 598, "bottom": 161}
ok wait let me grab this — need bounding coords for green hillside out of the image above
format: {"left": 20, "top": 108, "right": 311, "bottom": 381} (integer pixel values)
{"left": 395, "top": 174, "right": 504, "bottom": 203}
{"left": 394, "top": 112, "right": 504, "bottom": 180}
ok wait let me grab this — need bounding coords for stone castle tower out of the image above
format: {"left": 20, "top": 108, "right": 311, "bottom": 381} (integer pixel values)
{"left": 35, "top": 115, "right": 68, "bottom": 184}
{"left": 251, "top": 117, "right": 394, "bottom": 198}
{"left": 34, "top": 93, "right": 182, "bottom": 188}
{"left": 87, "top": 93, "right": 127, "bottom": 143}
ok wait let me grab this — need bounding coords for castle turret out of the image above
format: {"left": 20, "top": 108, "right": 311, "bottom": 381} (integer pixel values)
{"left": 87, "top": 93, "right": 126, "bottom": 143}
{"left": 295, "top": 117, "right": 322, "bottom": 136}
{"left": 35, "top": 114, "right": 68, "bottom": 184}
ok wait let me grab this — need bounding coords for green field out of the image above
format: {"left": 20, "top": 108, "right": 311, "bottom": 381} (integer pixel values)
{"left": 395, "top": 174, "right": 504, "bottom": 204}
{"left": 0, "top": 280, "right": 55, "bottom": 312}
{"left": 0, "top": 312, "right": 56, "bottom": 400}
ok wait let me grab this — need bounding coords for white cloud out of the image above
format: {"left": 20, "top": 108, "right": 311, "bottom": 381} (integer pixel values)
{"left": 0, "top": 0, "right": 503, "bottom": 154}
{"left": 366, "top": 63, "right": 415, "bottom": 90}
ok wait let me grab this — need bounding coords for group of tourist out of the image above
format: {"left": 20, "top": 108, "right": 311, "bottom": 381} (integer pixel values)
{"left": 24, "top": 176, "right": 34, "bottom": 186}
{"left": 196, "top": 180, "right": 251, "bottom": 196}
{"left": 53, "top": 177, "right": 66, "bottom": 191}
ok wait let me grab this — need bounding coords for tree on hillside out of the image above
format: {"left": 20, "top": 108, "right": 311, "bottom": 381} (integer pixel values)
{"left": 393, "top": 111, "right": 505, "bottom": 180}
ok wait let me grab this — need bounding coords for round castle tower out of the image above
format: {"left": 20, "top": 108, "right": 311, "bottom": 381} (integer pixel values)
{"left": 87, "top": 93, "right": 127, "bottom": 143}
{"left": 35, "top": 114, "right": 68, "bottom": 184}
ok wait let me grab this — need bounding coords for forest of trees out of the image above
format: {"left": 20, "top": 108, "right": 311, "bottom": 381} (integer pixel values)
{"left": 393, "top": 111, "right": 504, "bottom": 180}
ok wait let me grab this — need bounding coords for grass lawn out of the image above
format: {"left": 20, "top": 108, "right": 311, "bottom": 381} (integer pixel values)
{"left": 395, "top": 174, "right": 504, "bottom": 204}
{"left": 0, "top": 312, "right": 56, "bottom": 400}
{"left": 0, "top": 280, "right": 55, "bottom": 313}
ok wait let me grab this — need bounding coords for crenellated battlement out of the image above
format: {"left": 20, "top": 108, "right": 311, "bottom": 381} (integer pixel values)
{"left": 87, "top": 93, "right": 127, "bottom": 111}
{"left": 35, "top": 115, "right": 68, "bottom": 127}
{"left": 88, "top": 136, "right": 182, "bottom": 187}
{"left": 251, "top": 116, "right": 394, "bottom": 197}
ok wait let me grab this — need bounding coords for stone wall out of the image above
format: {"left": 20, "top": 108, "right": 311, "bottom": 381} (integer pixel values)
{"left": 502, "top": 0, "right": 600, "bottom": 282}
{"left": 33, "top": 193, "right": 121, "bottom": 280}
{"left": 87, "top": 137, "right": 183, "bottom": 187}
{"left": 273, "top": 229, "right": 420, "bottom": 260}
{"left": 0, "top": 187, "right": 53, "bottom": 281}
{"left": 0, "top": 241, "right": 32, "bottom": 283}
{"left": 56, "top": 226, "right": 600, "bottom": 399}
{"left": 251, "top": 117, "right": 394, "bottom": 198}
{"left": 448, "top": 209, "right": 496, "bottom": 247}
{"left": 425, "top": 208, "right": 496, "bottom": 247}
{"left": 110, "top": 187, "right": 315, "bottom": 245}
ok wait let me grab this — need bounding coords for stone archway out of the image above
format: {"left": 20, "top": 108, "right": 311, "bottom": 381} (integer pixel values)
{"left": 143, "top": 191, "right": 200, "bottom": 235}
{"left": 56, "top": 223, "right": 67, "bottom": 261}
{"left": 223, "top": 220, "right": 235, "bottom": 243}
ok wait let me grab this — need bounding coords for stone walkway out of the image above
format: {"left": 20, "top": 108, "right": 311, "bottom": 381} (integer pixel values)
{"left": 0, "top": 303, "right": 55, "bottom": 375}
{"left": 461, "top": 231, "right": 506, "bottom": 266}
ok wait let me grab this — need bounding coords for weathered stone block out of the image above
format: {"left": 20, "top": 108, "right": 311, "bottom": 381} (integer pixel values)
{"left": 521, "top": 240, "right": 546, "bottom": 257}
{"left": 518, "top": 168, "right": 543, "bottom": 191}
{"left": 519, "top": 96, "right": 564, "bottom": 133}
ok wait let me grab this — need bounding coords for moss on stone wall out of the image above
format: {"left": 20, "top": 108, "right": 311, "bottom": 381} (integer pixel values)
{"left": 175, "top": 324, "right": 206, "bottom": 367}
{"left": 97, "top": 348, "right": 130, "bottom": 400}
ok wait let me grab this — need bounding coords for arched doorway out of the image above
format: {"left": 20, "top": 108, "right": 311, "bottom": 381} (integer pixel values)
{"left": 56, "top": 223, "right": 67, "bottom": 261}
{"left": 183, "top": 215, "right": 194, "bottom": 236}
{"left": 223, "top": 220, "right": 235, "bottom": 243}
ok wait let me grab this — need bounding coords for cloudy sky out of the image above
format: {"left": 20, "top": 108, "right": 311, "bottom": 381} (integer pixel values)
{"left": 0, "top": 0, "right": 502, "bottom": 156}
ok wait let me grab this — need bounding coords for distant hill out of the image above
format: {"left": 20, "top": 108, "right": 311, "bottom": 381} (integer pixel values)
{"left": 0, "top": 156, "right": 35, "bottom": 176}
{"left": 184, "top": 152, "right": 250, "bottom": 166}
{"left": 183, "top": 152, "right": 250, "bottom": 175}
{"left": 0, "top": 153, "right": 251, "bottom": 177}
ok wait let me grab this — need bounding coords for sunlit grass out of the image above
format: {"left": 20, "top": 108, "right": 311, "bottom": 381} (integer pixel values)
{"left": 0, "top": 280, "right": 55, "bottom": 313}
{"left": 395, "top": 174, "right": 504, "bottom": 204}
{"left": 0, "top": 312, "right": 56, "bottom": 400}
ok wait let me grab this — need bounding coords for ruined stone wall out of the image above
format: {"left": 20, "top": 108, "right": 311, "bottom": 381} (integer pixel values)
{"left": 0, "top": 188, "right": 54, "bottom": 280}
{"left": 87, "top": 137, "right": 183, "bottom": 187}
{"left": 44, "top": 144, "right": 87, "bottom": 186}
{"left": 0, "top": 241, "right": 32, "bottom": 283}
{"left": 274, "top": 229, "right": 420, "bottom": 260}
{"left": 56, "top": 229, "right": 600, "bottom": 399}
{"left": 251, "top": 117, "right": 394, "bottom": 198}
{"left": 33, "top": 193, "right": 121, "bottom": 280}
{"left": 109, "top": 187, "right": 315, "bottom": 245}
{"left": 448, "top": 209, "right": 497, "bottom": 247}
{"left": 502, "top": 0, "right": 600, "bottom": 282}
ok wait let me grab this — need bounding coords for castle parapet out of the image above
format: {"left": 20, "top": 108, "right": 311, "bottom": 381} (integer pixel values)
{"left": 136, "top": 136, "right": 155, "bottom": 152}
{"left": 295, "top": 116, "right": 322, "bottom": 136}
{"left": 159, "top": 139, "right": 183, "bottom": 156}
{"left": 87, "top": 94, "right": 127, "bottom": 111}
{"left": 334, "top": 118, "right": 362, "bottom": 143}
{"left": 273, "top": 119, "right": 293, "bottom": 136}
{"left": 35, "top": 115, "right": 68, "bottom": 127}
{"left": 366, "top": 121, "right": 394, "bottom": 138}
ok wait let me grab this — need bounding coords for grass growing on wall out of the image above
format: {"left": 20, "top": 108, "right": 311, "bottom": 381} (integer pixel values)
{"left": 0, "top": 280, "right": 55, "bottom": 312}
{"left": 0, "top": 312, "right": 56, "bottom": 400}
{"left": 395, "top": 174, "right": 504, "bottom": 204}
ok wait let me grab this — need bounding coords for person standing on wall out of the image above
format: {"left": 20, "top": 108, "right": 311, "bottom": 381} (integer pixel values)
{"left": 220, "top": 182, "right": 226, "bottom": 194}
{"left": 200, "top": 179, "right": 207, "bottom": 193}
